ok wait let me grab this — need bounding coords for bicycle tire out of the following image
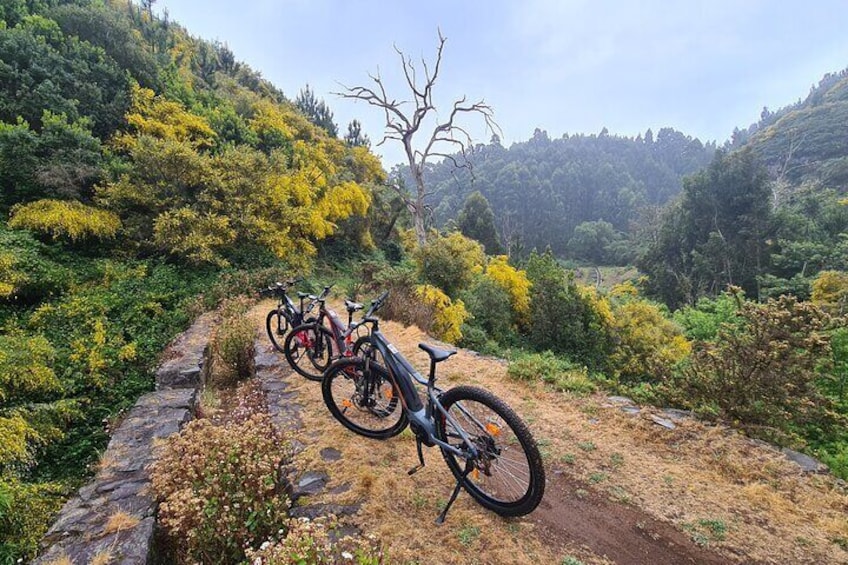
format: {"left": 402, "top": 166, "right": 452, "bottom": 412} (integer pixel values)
{"left": 266, "top": 309, "right": 288, "bottom": 352}
{"left": 435, "top": 385, "right": 545, "bottom": 517}
{"left": 283, "top": 323, "right": 334, "bottom": 381}
{"left": 322, "top": 357, "right": 408, "bottom": 439}
{"left": 351, "top": 335, "right": 398, "bottom": 418}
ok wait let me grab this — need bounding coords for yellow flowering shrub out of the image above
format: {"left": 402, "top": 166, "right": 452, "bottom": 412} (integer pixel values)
{"left": 485, "top": 256, "right": 531, "bottom": 325}
{"left": 415, "top": 232, "right": 485, "bottom": 296}
{"left": 9, "top": 199, "right": 121, "bottom": 242}
{"left": 414, "top": 284, "right": 469, "bottom": 344}
{"left": 610, "top": 298, "right": 691, "bottom": 384}
{"left": 114, "top": 85, "right": 216, "bottom": 150}
{"left": 811, "top": 270, "right": 848, "bottom": 313}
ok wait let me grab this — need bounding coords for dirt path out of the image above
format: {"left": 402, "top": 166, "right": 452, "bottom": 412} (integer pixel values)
{"left": 533, "top": 474, "right": 728, "bottom": 565}
{"left": 250, "top": 301, "right": 848, "bottom": 564}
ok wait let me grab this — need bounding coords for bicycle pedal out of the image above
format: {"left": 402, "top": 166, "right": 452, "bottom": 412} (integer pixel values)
{"left": 407, "top": 464, "right": 424, "bottom": 476}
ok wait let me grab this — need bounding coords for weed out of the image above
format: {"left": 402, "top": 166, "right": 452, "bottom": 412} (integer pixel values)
{"left": 412, "top": 492, "right": 428, "bottom": 509}
{"left": 562, "top": 557, "right": 585, "bottom": 565}
{"left": 609, "top": 486, "right": 631, "bottom": 504}
{"left": 684, "top": 518, "right": 728, "bottom": 547}
{"left": 577, "top": 441, "right": 596, "bottom": 452}
{"left": 537, "top": 438, "right": 553, "bottom": 460}
{"left": 589, "top": 472, "right": 608, "bottom": 484}
{"left": 575, "top": 488, "right": 588, "bottom": 498}
{"left": 457, "top": 525, "right": 481, "bottom": 546}
{"left": 560, "top": 453, "right": 576, "bottom": 465}
{"left": 662, "top": 475, "right": 674, "bottom": 485}
{"left": 610, "top": 452, "right": 625, "bottom": 469}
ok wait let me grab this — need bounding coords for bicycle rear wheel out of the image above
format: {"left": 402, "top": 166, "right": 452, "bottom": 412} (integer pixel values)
{"left": 322, "top": 357, "right": 408, "bottom": 439}
{"left": 283, "top": 323, "right": 334, "bottom": 381}
{"left": 266, "top": 309, "right": 288, "bottom": 352}
{"left": 435, "top": 385, "right": 545, "bottom": 517}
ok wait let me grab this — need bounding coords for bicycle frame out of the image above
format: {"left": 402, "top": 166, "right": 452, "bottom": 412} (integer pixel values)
{"left": 365, "top": 326, "right": 479, "bottom": 462}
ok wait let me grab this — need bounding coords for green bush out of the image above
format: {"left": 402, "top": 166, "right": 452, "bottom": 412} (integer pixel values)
{"left": 461, "top": 275, "right": 519, "bottom": 346}
{"left": 508, "top": 351, "right": 596, "bottom": 395}
{"left": 524, "top": 250, "right": 611, "bottom": 370}
{"left": 0, "top": 477, "right": 66, "bottom": 563}
{"left": 663, "top": 295, "right": 844, "bottom": 445}
{"left": 152, "top": 414, "right": 290, "bottom": 564}
{"left": 672, "top": 291, "right": 743, "bottom": 341}
{"left": 414, "top": 231, "right": 485, "bottom": 296}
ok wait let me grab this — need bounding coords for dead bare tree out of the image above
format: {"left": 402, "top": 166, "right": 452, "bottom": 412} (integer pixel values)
{"left": 335, "top": 30, "right": 499, "bottom": 246}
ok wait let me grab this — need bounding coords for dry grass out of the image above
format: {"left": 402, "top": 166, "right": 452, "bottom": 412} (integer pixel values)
{"left": 102, "top": 511, "right": 140, "bottom": 534}
{"left": 254, "top": 300, "right": 848, "bottom": 564}
{"left": 44, "top": 556, "right": 72, "bottom": 565}
{"left": 89, "top": 551, "right": 113, "bottom": 565}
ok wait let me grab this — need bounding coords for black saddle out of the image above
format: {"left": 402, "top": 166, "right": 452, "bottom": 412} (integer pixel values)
{"left": 419, "top": 343, "right": 457, "bottom": 362}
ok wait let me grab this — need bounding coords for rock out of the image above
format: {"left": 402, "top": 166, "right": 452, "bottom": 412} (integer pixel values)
{"left": 649, "top": 415, "right": 676, "bottom": 430}
{"left": 289, "top": 503, "right": 361, "bottom": 520}
{"left": 620, "top": 406, "right": 641, "bottom": 415}
{"left": 662, "top": 408, "right": 694, "bottom": 421}
{"left": 781, "top": 448, "right": 828, "bottom": 473}
{"left": 607, "top": 396, "right": 634, "bottom": 405}
{"left": 320, "top": 447, "right": 342, "bottom": 461}
{"left": 328, "top": 483, "right": 351, "bottom": 495}
{"left": 293, "top": 471, "right": 329, "bottom": 498}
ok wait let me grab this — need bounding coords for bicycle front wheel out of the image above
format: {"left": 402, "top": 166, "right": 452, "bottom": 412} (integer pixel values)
{"left": 283, "top": 323, "right": 334, "bottom": 381}
{"left": 436, "top": 385, "right": 545, "bottom": 517}
{"left": 266, "top": 309, "right": 288, "bottom": 352}
{"left": 322, "top": 357, "right": 408, "bottom": 439}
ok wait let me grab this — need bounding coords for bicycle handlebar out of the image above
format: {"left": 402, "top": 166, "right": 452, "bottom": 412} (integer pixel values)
{"left": 258, "top": 277, "right": 303, "bottom": 297}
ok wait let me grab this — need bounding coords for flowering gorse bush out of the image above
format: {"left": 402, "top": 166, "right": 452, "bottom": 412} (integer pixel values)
{"left": 151, "top": 413, "right": 290, "bottom": 564}
{"left": 245, "top": 517, "right": 383, "bottom": 565}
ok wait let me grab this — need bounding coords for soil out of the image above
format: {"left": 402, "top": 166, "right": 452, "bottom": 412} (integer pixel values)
{"left": 533, "top": 473, "right": 730, "bottom": 565}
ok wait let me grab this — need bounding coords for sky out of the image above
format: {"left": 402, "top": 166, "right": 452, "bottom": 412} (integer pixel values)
{"left": 158, "top": 0, "right": 848, "bottom": 168}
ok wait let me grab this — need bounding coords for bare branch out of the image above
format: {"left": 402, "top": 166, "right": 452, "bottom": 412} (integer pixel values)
{"left": 334, "top": 29, "right": 499, "bottom": 245}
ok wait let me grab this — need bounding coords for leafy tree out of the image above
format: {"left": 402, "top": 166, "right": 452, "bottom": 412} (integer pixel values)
{"left": 568, "top": 220, "right": 621, "bottom": 264}
{"left": 640, "top": 149, "right": 772, "bottom": 308}
{"left": 457, "top": 191, "right": 502, "bottom": 254}
{"left": 524, "top": 250, "right": 611, "bottom": 369}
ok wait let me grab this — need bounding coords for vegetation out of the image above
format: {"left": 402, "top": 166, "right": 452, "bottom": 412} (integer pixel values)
{"left": 3, "top": 0, "right": 848, "bottom": 561}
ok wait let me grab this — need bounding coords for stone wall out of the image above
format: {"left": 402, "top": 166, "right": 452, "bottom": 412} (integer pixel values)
{"left": 33, "top": 312, "right": 216, "bottom": 565}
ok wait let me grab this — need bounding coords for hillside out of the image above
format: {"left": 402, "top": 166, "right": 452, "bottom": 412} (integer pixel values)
{"left": 0, "top": 1, "right": 385, "bottom": 561}
{"left": 730, "top": 68, "right": 848, "bottom": 190}
{"left": 400, "top": 128, "right": 715, "bottom": 257}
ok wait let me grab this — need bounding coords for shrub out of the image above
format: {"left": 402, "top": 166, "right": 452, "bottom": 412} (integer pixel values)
{"left": 9, "top": 199, "right": 120, "bottom": 242}
{"left": 484, "top": 256, "right": 531, "bottom": 327}
{"left": 414, "top": 231, "right": 485, "bottom": 296}
{"left": 151, "top": 414, "right": 290, "bottom": 564}
{"left": 508, "top": 351, "right": 596, "bottom": 395}
{"left": 210, "top": 297, "right": 255, "bottom": 386}
{"left": 414, "top": 284, "right": 468, "bottom": 344}
{"left": 663, "top": 295, "right": 844, "bottom": 445}
{"left": 524, "top": 250, "right": 612, "bottom": 370}
{"left": 0, "top": 477, "right": 66, "bottom": 562}
{"left": 460, "top": 276, "right": 516, "bottom": 346}
{"left": 672, "top": 291, "right": 743, "bottom": 341}
{"left": 246, "top": 517, "right": 383, "bottom": 565}
{"left": 608, "top": 295, "right": 691, "bottom": 385}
